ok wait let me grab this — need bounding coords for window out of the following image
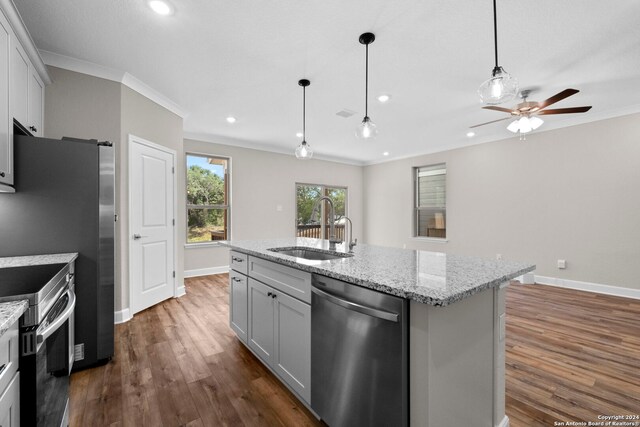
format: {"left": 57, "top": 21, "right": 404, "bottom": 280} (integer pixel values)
{"left": 296, "top": 183, "right": 347, "bottom": 240}
{"left": 186, "top": 154, "right": 230, "bottom": 244}
{"left": 414, "top": 164, "right": 446, "bottom": 239}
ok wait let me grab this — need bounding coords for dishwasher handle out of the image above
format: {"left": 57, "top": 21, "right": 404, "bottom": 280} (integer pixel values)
{"left": 312, "top": 286, "right": 399, "bottom": 322}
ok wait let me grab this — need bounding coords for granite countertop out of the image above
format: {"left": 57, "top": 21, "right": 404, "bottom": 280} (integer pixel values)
{"left": 0, "top": 300, "right": 28, "bottom": 338}
{"left": 224, "top": 238, "right": 535, "bottom": 306}
{"left": 0, "top": 253, "right": 78, "bottom": 268}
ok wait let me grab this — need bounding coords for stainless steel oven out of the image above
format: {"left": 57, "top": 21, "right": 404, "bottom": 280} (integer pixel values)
{"left": 10, "top": 263, "right": 76, "bottom": 427}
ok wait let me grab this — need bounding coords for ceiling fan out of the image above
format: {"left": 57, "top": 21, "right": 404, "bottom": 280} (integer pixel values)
{"left": 470, "top": 89, "right": 592, "bottom": 139}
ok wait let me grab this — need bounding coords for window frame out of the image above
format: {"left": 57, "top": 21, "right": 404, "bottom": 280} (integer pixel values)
{"left": 185, "top": 152, "right": 232, "bottom": 247}
{"left": 295, "top": 182, "right": 348, "bottom": 240}
{"left": 413, "top": 163, "right": 447, "bottom": 241}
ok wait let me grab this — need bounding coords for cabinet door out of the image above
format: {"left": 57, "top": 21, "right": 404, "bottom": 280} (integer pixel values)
{"left": 0, "top": 372, "right": 20, "bottom": 427}
{"left": 229, "top": 271, "right": 248, "bottom": 343}
{"left": 28, "top": 70, "right": 43, "bottom": 136}
{"left": 0, "top": 11, "right": 11, "bottom": 185}
{"left": 10, "top": 37, "right": 28, "bottom": 128}
{"left": 247, "top": 278, "right": 275, "bottom": 365}
{"left": 273, "top": 290, "right": 311, "bottom": 403}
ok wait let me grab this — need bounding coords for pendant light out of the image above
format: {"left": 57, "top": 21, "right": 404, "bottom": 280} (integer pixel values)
{"left": 355, "top": 32, "right": 378, "bottom": 139}
{"left": 295, "top": 79, "right": 313, "bottom": 159}
{"left": 478, "top": 0, "right": 518, "bottom": 105}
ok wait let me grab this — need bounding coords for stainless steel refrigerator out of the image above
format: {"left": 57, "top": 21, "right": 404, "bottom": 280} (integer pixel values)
{"left": 0, "top": 128, "right": 115, "bottom": 370}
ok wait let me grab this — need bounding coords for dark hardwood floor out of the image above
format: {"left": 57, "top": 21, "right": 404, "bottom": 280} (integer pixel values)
{"left": 69, "top": 275, "right": 640, "bottom": 426}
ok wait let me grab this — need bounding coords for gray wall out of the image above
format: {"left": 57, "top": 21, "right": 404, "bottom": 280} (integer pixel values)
{"left": 184, "top": 138, "right": 364, "bottom": 273}
{"left": 363, "top": 112, "right": 640, "bottom": 290}
{"left": 44, "top": 67, "right": 184, "bottom": 312}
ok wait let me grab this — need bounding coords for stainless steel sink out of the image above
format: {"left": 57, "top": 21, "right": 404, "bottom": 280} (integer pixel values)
{"left": 268, "top": 247, "right": 353, "bottom": 261}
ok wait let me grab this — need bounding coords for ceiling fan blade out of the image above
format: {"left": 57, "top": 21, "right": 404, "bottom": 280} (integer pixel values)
{"left": 469, "top": 117, "right": 513, "bottom": 128}
{"left": 537, "top": 106, "right": 592, "bottom": 115}
{"left": 482, "top": 106, "right": 515, "bottom": 113}
{"left": 537, "top": 88, "right": 579, "bottom": 109}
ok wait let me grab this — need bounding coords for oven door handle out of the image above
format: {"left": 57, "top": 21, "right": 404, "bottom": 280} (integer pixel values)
{"left": 37, "top": 289, "right": 76, "bottom": 345}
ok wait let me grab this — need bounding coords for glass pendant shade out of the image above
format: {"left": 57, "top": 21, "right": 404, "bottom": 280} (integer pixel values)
{"left": 295, "top": 141, "right": 313, "bottom": 159}
{"left": 355, "top": 116, "right": 378, "bottom": 139}
{"left": 478, "top": 66, "right": 518, "bottom": 105}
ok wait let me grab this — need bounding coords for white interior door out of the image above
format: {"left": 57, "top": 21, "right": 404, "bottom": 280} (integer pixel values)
{"left": 129, "top": 135, "right": 176, "bottom": 315}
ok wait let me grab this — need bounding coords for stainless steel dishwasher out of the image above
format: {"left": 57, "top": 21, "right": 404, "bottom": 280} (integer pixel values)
{"left": 311, "top": 274, "right": 409, "bottom": 427}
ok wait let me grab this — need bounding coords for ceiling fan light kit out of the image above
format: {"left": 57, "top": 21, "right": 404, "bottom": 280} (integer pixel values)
{"left": 478, "top": 0, "right": 518, "bottom": 105}
{"left": 295, "top": 79, "right": 314, "bottom": 160}
{"left": 356, "top": 32, "right": 378, "bottom": 140}
{"left": 471, "top": 88, "right": 592, "bottom": 139}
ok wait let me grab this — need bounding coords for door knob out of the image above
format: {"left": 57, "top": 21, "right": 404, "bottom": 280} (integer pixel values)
{"left": 133, "top": 234, "right": 147, "bottom": 240}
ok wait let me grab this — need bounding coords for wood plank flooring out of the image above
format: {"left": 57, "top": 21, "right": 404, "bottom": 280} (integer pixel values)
{"left": 505, "top": 283, "right": 640, "bottom": 427}
{"left": 69, "top": 276, "right": 640, "bottom": 426}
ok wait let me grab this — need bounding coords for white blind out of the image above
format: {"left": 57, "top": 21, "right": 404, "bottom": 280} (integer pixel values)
{"left": 417, "top": 164, "right": 446, "bottom": 208}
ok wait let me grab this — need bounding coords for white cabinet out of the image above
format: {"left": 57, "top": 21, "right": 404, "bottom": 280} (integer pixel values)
{"left": 229, "top": 270, "right": 248, "bottom": 343}
{"left": 10, "top": 36, "right": 43, "bottom": 136}
{"left": 0, "top": 372, "right": 19, "bottom": 427}
{"left": 248, "top": 277, "right": 311, "bottom": 402}
{"left": 9, "top": 36, "right": 27, "bottom": 129}
{"left": 230, "top": 253, "right": 311, "bottom": 403}
{"left": 0, "top": 10, "right": 11, "bottom": 186}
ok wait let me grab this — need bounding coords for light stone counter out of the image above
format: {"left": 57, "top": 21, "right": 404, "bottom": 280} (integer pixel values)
{"left": 0, "top": 300, "right": 28, "bottom": 338}
{"left": 0, "top": 252, "right": 78, "bottom": 268}
{"left": 224, "top": 238, "right": 535, "bottom": 306}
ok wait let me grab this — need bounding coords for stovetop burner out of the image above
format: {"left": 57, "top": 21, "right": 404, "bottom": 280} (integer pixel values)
{"left": 0, "top": 263, "right": 68, "bottom": 297}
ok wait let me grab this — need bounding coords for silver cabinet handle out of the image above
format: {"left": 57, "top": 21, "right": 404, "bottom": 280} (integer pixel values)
{"left": 133, "top": 234, "right": 148, "bottom": 240}
{"left": 312, "top": 286, "right": 399, "bottom": 322}
{"left": 232, "top": 277, "right": 242, "bottom": 282}
{"left": 232, "top": 257, "right": 244, "bottom": 263}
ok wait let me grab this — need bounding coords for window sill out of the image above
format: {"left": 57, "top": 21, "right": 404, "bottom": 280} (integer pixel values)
{"left": 185, "top": 241, "right": 229, "bottom": 249}
{"left": 411, "top": 237, "right": 448, "bottom": 243}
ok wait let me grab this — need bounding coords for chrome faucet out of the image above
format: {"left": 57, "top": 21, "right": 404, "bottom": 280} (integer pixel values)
{"left": 311, "top": 197, "right": 342, "bottom": 249}
{"left": 343, "top": 216, "right": 357, "bottom": 253}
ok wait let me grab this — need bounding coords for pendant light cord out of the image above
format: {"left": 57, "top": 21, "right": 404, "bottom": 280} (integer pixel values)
{"left": 302, "top": 85, "right": 306, "bottom": 141}
{"left": 493, "top": 0, "right": 499, "bottom": 68}
{"left": 365, "top": 43, "right": 369, "bottom": 117}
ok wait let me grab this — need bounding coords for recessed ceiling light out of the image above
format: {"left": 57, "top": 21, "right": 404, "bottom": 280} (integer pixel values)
{"left": 148, "top": 0, "right": 173, "bottom": 15}
{"left": 466, "top": 131, "right": 475, "bottom": 138}
{"left": 226, "top": 116, "right": 237, "bottom": 124}
{"left": 383, "top": 151, "right": 389, "bottom": 156}
{"left": 296, "top": 132, "right": 303, "bottom": 138}
{"left": 377, "top": 94, "right": 391, "bottom": 103}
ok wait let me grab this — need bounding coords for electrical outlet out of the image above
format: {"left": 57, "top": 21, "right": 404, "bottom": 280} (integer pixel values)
{"left": 402, "top": 244, "right": 407, "bottom": 249}
{"left": 557, "top": 259, "right": 566, "bottom": 269}
{"left": 74, "top": 343, "right": 85, "bottom": 361}
{"left": 496, "top": 254, "right": 502, "bottom": 260}
{"left": 276, "top": 204, "right": 282, "bottom": 212}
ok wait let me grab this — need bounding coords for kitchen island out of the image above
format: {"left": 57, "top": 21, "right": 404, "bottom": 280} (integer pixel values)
{"left": 224, "top": 238, "right": 535, "bottom": 427}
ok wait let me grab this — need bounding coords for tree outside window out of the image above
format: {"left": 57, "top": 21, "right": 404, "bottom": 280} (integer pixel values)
{"left": 186, "top": 154, "right": 230, "bottom": 243}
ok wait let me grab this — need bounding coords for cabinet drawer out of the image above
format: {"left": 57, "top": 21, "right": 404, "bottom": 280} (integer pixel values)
{"left": 229, "top": 251, "right": 248, "bottom": 275}
{"left": 0, "top": 319, "right": 19, "bottom": 395}
{"left": 248, "top": 256, "right": 311, "bottom": 304}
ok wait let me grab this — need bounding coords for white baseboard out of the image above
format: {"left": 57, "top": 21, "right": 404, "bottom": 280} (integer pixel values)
{"left": 175, "top": 285, "right": 186, "bottom": 297}
{"left": 533, "top": 275, "right": 640, "bottom": 300}
{"left": 497, "top": 415, "right": 510, "bottom": 427}
{"left": 184, "top": 266, "right": 229, "bottom": 278}
{"left": 114, "top": 308, "right": 131, "bottom": 324}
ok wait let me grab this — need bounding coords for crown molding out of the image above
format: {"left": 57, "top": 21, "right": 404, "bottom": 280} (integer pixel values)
{"left": 0, "top": 0, "right": 51, "bottom": 84}
{"left": 183, "top": 132, "right": 365, "bottom": 166}
{"left": 39, "top": 50, "right": 188, "bottom": 118}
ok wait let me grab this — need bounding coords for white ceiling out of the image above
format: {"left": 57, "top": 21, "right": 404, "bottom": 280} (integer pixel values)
{"left": 15, "top": 0, "right": 640, "bottom": 164}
